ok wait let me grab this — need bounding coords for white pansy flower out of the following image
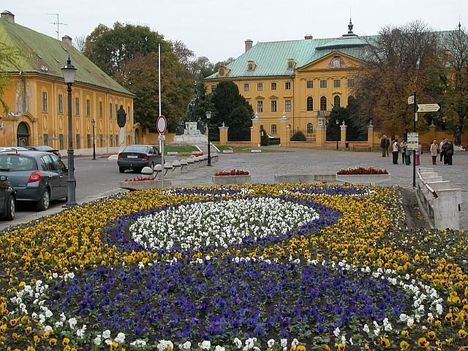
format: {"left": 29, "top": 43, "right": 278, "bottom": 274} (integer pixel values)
{"left": 199, "top": 340, "right": 211, "bottom": 350}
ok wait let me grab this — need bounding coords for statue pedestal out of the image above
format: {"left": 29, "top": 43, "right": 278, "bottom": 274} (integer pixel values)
{"left": 173, "top": 121, "right": 208, "bottom": 145}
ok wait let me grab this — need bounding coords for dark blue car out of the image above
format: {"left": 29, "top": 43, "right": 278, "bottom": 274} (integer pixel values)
{"left": 0, "top": 151, "right": 68, "bottom": 211}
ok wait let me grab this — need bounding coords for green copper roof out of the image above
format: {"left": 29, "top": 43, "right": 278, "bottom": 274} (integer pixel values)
{"left": 0, "top": 17, "right": 132, "bottom": 96}
{"left": 206, "top": 35, "right": 372, "bottom": 80}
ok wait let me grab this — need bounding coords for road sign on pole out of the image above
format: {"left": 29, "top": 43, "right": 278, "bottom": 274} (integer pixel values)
{"left": 156, "top": 115, "right": 167, "bottom": 134}
{"left": 408, "top": 95, "right": 414, "bottom": 105}
{"left": 417, "top": 104, "right": 440, "bottom": 113}
{"left": 407, "top": 132, "right": 419, "bottom": 151}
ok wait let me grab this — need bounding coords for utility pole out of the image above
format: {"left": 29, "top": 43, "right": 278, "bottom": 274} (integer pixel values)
{"left": 49, "top": 13, "right": 67, "bottom": 40}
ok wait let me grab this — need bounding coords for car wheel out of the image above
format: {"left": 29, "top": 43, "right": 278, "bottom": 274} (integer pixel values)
{"left": 5, "top": 195, "right": 15, "bottom": 220}
{"left": 119, "top": 167, "right": 125, "bottom": 173}
{"left": 36, "top": 189, "right": 50, "bottom": 211}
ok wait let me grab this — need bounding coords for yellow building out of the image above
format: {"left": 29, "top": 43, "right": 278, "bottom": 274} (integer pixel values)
{"left": 0, "top": 11, "right": 134, "bottom": 152}
{"left": 205, "top": 20, "right": 365, "bottom": 141}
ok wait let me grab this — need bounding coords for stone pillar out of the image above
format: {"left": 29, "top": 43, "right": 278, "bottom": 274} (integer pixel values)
{"left": 279, "top": 114, "right": 289, "bottom": 147}
{"left": 340, "top": 121, "right": 347, "bottom": 150}
{"left": 250, "top": 113, "right": 261, "bottom": 147}
{"left": 367, "top": 120, "right": 374, "bottom": 150}
{"left": 219, "top": 123, "right": 229, "bottom": 145}
{"left": 315, "top": 116, "right": 326, "bottom": 147}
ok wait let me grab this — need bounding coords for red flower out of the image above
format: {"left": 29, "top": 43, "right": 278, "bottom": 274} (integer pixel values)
{"left": 336, "top": 167, "right": 388, "bottom": 175}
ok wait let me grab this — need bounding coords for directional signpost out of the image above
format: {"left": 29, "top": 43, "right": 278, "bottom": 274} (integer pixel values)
{"left": 417, "top": 104, "right": 440, "bottom": 113}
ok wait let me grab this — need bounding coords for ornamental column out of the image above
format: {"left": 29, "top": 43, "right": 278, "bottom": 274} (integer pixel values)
{"left": 219, "top": 122, "right": 229, "bottom": 145}
{"left": 315, "top": 115, "right": 326, "bottom": 147}
{"left": 250, "top": 113, "right": 261, "bottom": 147}
{"left": 279, "top": 114, "right": 290, "bottom": 147}
{"left": 340, "top": 121, "right": 347, "bottom": 150}
{"left": 367, "top": 120, "right": 374, "bottom": 151}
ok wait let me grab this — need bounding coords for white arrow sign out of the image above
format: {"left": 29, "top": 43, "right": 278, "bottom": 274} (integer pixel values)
{"left": 417, "top": 104, "right": 440, "bottom": 113}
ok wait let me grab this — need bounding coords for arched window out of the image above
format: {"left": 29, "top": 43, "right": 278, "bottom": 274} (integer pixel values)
{"left": 333, "top": 95, "right": 341, "bottom": 109}
{"left": 306, "top": 97, "right": 313, "bottom": 111}
{"left": 307, "top": 123, "right": 314, "bottom": 134}
{"left": 17, "top": 122, "right": 30, "bottom": 146}
{"left": 320, "top": 96, "right": 327, "bottom": 111}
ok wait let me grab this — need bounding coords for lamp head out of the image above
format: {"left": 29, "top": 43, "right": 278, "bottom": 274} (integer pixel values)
{"left": 61, "top": 56, "right": 77, "bottom": 84}
{"left": 206, "top": 111, "right": 212, "bottom": 120}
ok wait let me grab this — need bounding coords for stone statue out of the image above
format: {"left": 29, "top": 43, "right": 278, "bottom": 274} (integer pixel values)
{"left": 117, "top": 105, "right": 127, "bottom": 128}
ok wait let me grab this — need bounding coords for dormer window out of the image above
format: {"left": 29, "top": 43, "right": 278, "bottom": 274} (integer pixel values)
{"left": 247, "top": 60, "right": 256, "bottom": 71}
{"left": 218, "top": 68, "right": 225, "bottom": 76}
{"left": 287, "top": 59, "right": 296, "bottom": 70}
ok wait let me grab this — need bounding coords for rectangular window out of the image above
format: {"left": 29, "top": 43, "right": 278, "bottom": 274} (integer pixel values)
{"left": 58, "top": 94, "right": 63, "bottom": 114}
{"left": 271, "top": 100, "right": 277, "bottom": 112}
{"left": 320, "top": 80, "right": 327, "bottom": 88}
{"left": 285, "top": 82, "right": 291, "bottom": 90}
{"left": 127, "top": 106, "right": 131, "bottom": 119}
{"left": 42, "top": 92, "right": 48, "bottom": 112}
{"left": 86, "top": 99, "right": 90, "bottom": 116}
{"left": 115, "top": 104, "right": 118, "bottom": 118}
{"left": 257, "top": 83, "right": 263, "bottom": 91}
{"left": 59, "top": 134, "right": 64, "bottom": 149}
{"left": 75, "top": 134, "right": 81, "bottom": 149}
{"left": 99, "top": 135, "right": 104, "bottom": 147}
{"left": 211, "top": 85, "right": 217, "bottom": 92}
{"left": 116, "top": 134, "right": 119, "bottom": 146}
{"left": 87, "top": 134, "right": 91, "bottom": 148}
{"left": 243, "top": 84, "right": 249, "bottom": 92}
{"left": 109, "top": 103, "right": 113, "bottom": 119}
{"left": 109, "top": 135, "right": 113, "bottom": 147}
{"left": 75, "top": 97, "right": 80, "bottom": 115}
{"left": 307, "top": 80, "right": 313, "bottom": 89}
{"left": 348, "top": 79, "right": 355, "bottom": 88}
{"left": 285, "top": 99, "right": 292, "bottom": 112}
{"left": 99, "top": 101, "right": 103, "bottom": 117}
{"left": 271, "top": 82, "right": 277, "bottom": 90}
{"left": 334, "top": 79, "right": 341, "bottom": 88}
{"left": 43, "top": 134, "right": 49, "bottom": 146}
{"left": 256, "top": 100, "right": 263, "bottom": 113}
{"left": 271, "top": 124, "right": 277, "bottom": 134}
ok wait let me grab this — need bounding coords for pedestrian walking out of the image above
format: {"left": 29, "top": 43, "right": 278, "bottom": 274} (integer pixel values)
{"left": 430, "top": 139, "right": 438, "bottom": 165}
{"left": 439, "top": 139, "right": 447, "bottom": 162}
{"left": 400, "top": 140, "right": 406, "bottom": 164}
{"left": 445, "top": 140, "right": 454, "bottom": 165}
{"left": 415, "top": 142, "right": 422, "bottom": 166}
{"left": 380, "top": 135, "right": 389, "bottom": 157}
{"left": 405, "top": 143, "right": 411, "bottom": 165}
{"left": 392, "top": 139, "right": 399, "bottom": 164}
{"left": 442, "top": 140, "right": 450, "bottom": 165}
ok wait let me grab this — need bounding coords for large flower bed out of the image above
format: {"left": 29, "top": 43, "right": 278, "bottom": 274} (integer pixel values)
{"left": 0, "top": 184, "right": 466, "bottom": 351}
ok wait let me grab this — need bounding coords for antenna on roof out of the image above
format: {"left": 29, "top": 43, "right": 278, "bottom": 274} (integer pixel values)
{"left": 48, "top": 13, "right": 67, "bottom": 40}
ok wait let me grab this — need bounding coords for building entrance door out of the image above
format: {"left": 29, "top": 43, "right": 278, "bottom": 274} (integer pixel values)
{"left": 17, "top": 122, "right": 30, "bottom": 146}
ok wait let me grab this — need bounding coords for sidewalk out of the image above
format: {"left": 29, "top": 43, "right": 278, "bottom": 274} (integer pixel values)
{"left": 168, "top": 149, "right": 467, "bottom": 229}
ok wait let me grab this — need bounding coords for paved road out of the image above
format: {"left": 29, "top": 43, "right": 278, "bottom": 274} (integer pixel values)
{"left": 1, "top": 148, "right": 466, "bottom": 231}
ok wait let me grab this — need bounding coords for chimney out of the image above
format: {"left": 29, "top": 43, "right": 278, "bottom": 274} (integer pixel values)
{"left": 62, "top": 35, "right": 72, "bottom": 45}
{"left": 245, "top": 39, "right": 253, "bottom": 52}
{"left": 304, "top": 34, "right": 313, "bottom": 40}
{"left": 1, "top": 10, "right": 15, "bottom": 24}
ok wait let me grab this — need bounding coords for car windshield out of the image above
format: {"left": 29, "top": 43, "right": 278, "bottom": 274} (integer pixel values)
{"left": 0, "top": 155, "right": 36, "bottom": 171}
{"left": 124, "top": 145, "right": 151, "bottom": 153}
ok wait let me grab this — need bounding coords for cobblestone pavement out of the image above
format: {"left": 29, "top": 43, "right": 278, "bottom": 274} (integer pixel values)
{"left": 169, "top": 148, "right": 468, "bottom": 230}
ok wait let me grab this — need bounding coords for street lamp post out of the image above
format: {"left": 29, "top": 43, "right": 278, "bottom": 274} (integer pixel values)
{"left": 61, "top": 56, "right": 77, "bottom": 207}
{"left": 91, "top": 118, "right": 96, "bottom": 160}
{"left": 206, "top": 111, "right": 212, "bottom": 166}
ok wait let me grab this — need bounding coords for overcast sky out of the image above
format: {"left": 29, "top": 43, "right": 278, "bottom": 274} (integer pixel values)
{"left": 2, "top": 0, "right": 466, "bottom": 63}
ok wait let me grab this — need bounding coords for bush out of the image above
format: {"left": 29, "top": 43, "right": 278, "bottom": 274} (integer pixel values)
{"left": 290, "top": 131, "right": 307, "bottom": 141}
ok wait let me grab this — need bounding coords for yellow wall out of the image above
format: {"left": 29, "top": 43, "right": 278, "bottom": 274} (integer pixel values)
{"left": 0, "top": 74, "right": 134, "bottom": 149}
{"left": 207, "top": 52, "right": 361, "bottom": 140}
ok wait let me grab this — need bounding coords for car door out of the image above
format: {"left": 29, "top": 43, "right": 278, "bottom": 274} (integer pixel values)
{"left": 49, "top": 154, "right": 68, "bottom": 199}
{"left": 39, "top": 154, "right": 63, "bottom": 200}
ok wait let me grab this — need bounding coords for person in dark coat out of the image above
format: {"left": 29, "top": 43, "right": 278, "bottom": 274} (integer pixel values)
{"left": 380, "top": 135, "right": 389, "bottom": 157}
{"left": 445, "top": 140, "right": 454, "bottom": 165}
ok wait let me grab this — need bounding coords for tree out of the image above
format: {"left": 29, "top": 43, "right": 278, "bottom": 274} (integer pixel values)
{"left": 327, "top": 98, "right": 368, "bottom": 141}
{"left": 434, "top": 25, "right": 468, "bottom": 144}
{"left": 0, "top": 42, "right": 20, "bottom": 113}
{"left": 83, "top": 23, "right": 193, "bottom": 132}
{"left": 357, "top": 21, "right": 441, "bottom": 136}
{"left": 210, "top": 81, "right": 253, "bottom": 141}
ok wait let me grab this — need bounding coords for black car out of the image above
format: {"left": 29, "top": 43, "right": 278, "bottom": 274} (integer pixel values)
{"left": 0, "top": 151, "right": 68, "bottom": 211}
{"left": 27, "top": 145, "right": 61, "bottom": 158}
{"left": 117, "top": 144, "right": 161, "bottom": 173}
{"left": 0, "top": 175, "right": 15, "bottom": 220}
